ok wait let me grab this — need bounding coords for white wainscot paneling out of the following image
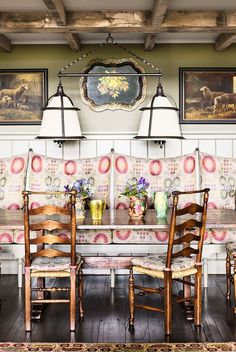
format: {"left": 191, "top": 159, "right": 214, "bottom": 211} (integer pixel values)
{"left": 97, "top": 140, "right": 114, "bottom": 156}
{"left": 80, "top": 140, "right": 97, "bottom": 158}
{"left": 12, "top": 140, "right": 29, "bottom": 155}
{"left": 63, "top": 141, "right": 80, "bottom": 159}
{"left": 216, "top": 139, "right": 233, "bottom": 157}
{"left": 148, "top": 141, "right": 165, "bottom": 159}
{"left": 46, "top": 140, "right": 63, "bottom": 158}
{"left": 29, "top": 139, "right": 46, "bottom": 155}
{"left": 198, "top": 140, "right": 216, "bottom": 154}
{"left": 0, "top": 141, "right": 12, "bottom": 157}
{"left": 164, "top": 139, "right": 182, "bottom": 158}
{"left": 182, "top": 139, "right": 199, "bottom": 155}
{"left": 113, "top": 140, "right": 131, "bottom": 155}
{"left": 131, "top": 140, "right": 147, "bottom": 157}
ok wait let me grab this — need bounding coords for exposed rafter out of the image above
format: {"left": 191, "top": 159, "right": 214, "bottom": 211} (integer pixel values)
{"left": 215, "top": 33, "right": 236, "bottom": 51}
{"left": 145, "top": 0, "right": 168, "bottom": 51}
{"left": 0, "top": 34, "right": 11, "bottom": 52}
{"left": 41, "top": 0, "right": 66, "bottom": 26}
{"left": 0, "top": 9, "right": 236, "bottom": 51}
{"left": 64, "top": 32, "right": 80, "bottom": 51}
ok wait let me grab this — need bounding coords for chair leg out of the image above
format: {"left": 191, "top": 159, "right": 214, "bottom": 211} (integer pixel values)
{"left": 226, "top": 252, "right": 231, "bottom": 301}
{"left": 25, "top": 268, "right": 31, "bottom": 332}
{"left": 194, "top": 266, "right": 202, "bottom": 326}
{"left": 70, "top": 268, "right": 76, "bottom": 331}
{"left": 164, "top": 271, "right": 172, "bottom": 335}
{"left": 129, "top": 267, "right": 135, "bottom": 330}
{"left": 79, "top": 268, "right": 84, "bottom": 318}
{"left": 233, "top": 258, "right": 236, "bottom": 314}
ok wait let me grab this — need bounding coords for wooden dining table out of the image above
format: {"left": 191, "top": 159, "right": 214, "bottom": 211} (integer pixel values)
{"left": 1, "top": 208, "right": 236, "bottom": 230}
{"left": 0, "top": 208, "right": 236, "bottom": 288}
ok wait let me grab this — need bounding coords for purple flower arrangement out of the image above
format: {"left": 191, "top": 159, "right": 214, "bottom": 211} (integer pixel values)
{"left": 64, "top": 178, "right": 94, "bottom": 199}
{"left": 120, "top": 176, "right": 149, "bottom": 199}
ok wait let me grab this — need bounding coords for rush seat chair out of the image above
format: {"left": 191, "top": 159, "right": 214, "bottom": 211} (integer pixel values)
{"left": 128, "top": 188, "right": 210, "bottom": 335}
{"left": 23, "top": 190, "right": 83, "bottom": 332}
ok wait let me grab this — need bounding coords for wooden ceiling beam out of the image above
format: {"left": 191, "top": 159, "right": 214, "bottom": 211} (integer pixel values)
{"left": 215, "top": 33, "right": 236, "bottom": 51}
{"left": 64, "top": 32, "right": 80, "bottom": 51}
{"left": 1, "top": 10, "right": 236, "bottom": 33}
{"left": 145, "top": 0, "right": 168, "bottom": 51}
{"left": 0, "top": 34, "right": 11, "bottom": 52}
{"left": 41, "top": 0, "right": 66, "bottom": 26}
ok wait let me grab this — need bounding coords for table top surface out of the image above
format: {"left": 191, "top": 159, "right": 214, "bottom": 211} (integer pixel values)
{"left": 0, "top": 208, "right": 236, "bottom": 230}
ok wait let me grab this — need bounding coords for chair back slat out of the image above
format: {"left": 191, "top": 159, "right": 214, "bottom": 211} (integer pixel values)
{"left": 29, "top": 204, "right": 70, "bottom": 216}
{"left": 31, "top": 248, "right": 71, "bottom": 258}
{"left": 30, "top": 234, "right": 70, "bottom": 245}
{"left": 23, "top": 190, "right": 77, "bottom": 267}
{"left": 166, "top": 188, "right": 209, "bottom": 270}
{"left": 175, "top": 219, "right": 202, "bottom": 232}
{"left": 172, "top": 247, "right": 199, "bottom": 258}
{"left": 176, "top": 203, "right": 203, "bottom": 216}
{"left": 30, "top": 220, "right": 71, "bottom": 232}
{"left": 173, "top": 233, "right": 199, "bottom": 245}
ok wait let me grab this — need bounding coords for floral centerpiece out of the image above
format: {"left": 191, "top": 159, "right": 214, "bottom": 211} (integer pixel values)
{"left": 120, "top": 177, "right": 149, "bottom": 219}
{"left": 64, "top": 178, "right": 94, "bottom": 219}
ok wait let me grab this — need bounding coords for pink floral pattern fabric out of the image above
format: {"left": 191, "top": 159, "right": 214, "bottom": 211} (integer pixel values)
{"left": 114, "top": 152, "right": 197, "bottom": 209}
{"left": 56, "top": 230, "right": 112, "bottom": 244}
{"left": 0, "top": 230, "right": 14, "bottom": 243}
{"left": 27, "top": 153, "right": 112, "bottom": 208}
{"left": 113, "top": 229, "right": 211, "bottom": 244}
{"left": 0, "top": 154, "right": 28, "bottom": 210}
{"left": 131, "top": 254, "right": 196, "bottom": 272}
{"left": 200, "top": 152, "right": 236, "bottom": 209}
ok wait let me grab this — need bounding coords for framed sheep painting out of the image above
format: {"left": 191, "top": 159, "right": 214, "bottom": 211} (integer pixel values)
{"left": 179, "top": 67, "right": 236, "bottom": 124}
{"left": 0, "top": 68, "right": 48, "bottom": 125}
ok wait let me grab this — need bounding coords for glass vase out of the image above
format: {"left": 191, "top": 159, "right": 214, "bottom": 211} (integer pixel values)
{"left": 128, "top": 196, "right": 147, "bottom": 219}
{"left": 75, "top": 198, "right": 86, "bottom": 219}
{"left": 154, "top": 191, "right": 168, "bottom": 218}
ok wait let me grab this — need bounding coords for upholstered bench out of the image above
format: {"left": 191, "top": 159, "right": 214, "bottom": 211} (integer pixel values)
{"left": 0, "top": 148, "right": 236, "bottom": 289}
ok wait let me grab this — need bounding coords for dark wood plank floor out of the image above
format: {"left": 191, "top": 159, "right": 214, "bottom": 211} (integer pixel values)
{"left": 0, "top": 274, "right": 235, "bottom": 343}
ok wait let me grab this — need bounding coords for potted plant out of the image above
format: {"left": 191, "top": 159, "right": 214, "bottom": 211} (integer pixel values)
{"left": 64, "top": 178, "right": 94, "bottom": 219}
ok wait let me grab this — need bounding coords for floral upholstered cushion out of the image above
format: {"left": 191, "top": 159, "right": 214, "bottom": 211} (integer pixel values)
{"left": 26, "top": 152, "right": 112, "bottom": 208}
{"left": 131, "top": 254, "right": 196, "bottom": 272}
{"left": 55, "top": 230, "right": 112, "bottom": 244}
{"left": 226, "top": 242, "right": 236, "bottom": 257}
{"left": 200, "top": 152, "right": 236, "bottom": 209}
{"left": 30, "top": 256, "right": 81, "bottom": 271}
{"left": 113, "top": 152, "right": 198, "bottom": 209}
{"left": 113, "top": 230, "right": 169, "bottom": 243}
{"left": 0, "top": 230, "right": 14, "bottom": 243}
{"left": 0, "top": 154, "right": 28, "bottom": 209}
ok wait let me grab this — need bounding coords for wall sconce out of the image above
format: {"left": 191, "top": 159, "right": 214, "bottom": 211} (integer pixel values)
{"left": 37, "top": 34, "right": 183, "bottom": 147}
{"left": 36, "top": 81, "right": 86, "bottom": 148}
{"left": 134, "top": 80, "right": 184, "bottom": 147}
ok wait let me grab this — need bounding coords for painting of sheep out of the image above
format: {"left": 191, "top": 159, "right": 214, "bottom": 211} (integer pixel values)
{"left": 179, "top": 68, "right": 236, "bottom": 123}
{"left": 0, "top": 69, "right": 47, "bottom": 124}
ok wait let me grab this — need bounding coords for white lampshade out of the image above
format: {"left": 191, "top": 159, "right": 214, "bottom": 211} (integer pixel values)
{"left": 36, "top": 82, "right": 85, "bottom": 143}
{"left": 134, "top": 82, "right": 184, "bottom": 142}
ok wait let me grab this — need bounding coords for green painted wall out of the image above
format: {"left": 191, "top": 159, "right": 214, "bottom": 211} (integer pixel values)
{"left": 0, "top": 44, "right": 236, "bottom": 134}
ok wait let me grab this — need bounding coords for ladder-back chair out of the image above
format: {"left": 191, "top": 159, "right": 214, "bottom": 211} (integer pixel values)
{"left": 226, "top": 242, "right": 236, "bottom": 313}
{"left": 129, "top": 188, "right": 210, "bottom": 335}
{"left": 23, "top": 190, "right": 83, "bottom": 332}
